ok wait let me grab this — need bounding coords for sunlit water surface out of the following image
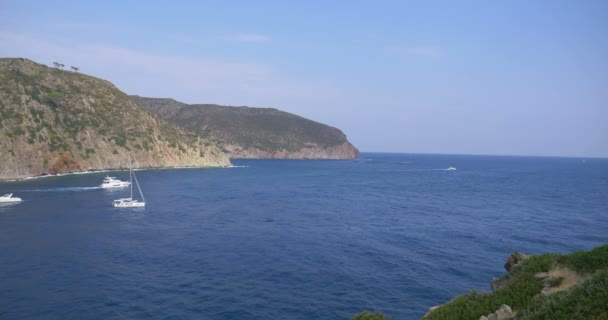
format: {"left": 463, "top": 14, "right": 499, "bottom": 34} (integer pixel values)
{"left": 1, "top": 153, "right": 607, "bottom": 319}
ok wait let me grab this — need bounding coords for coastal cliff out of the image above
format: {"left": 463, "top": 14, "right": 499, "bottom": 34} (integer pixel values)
{"left": 131, "top": 96, "right": 360, "bottom": 160}
{"left": 0, "top": 58, "right": 230, "bottom": 180}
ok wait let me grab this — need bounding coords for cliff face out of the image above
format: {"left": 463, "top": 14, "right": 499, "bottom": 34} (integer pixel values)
{"left": 131, "top": 96, "right": 360, "bottom": 160}
{"left": 222, "top": 140, "right": 358, "bottom": 159}
{"left": 0, "top": 58, "right": 230, "bottom": 180}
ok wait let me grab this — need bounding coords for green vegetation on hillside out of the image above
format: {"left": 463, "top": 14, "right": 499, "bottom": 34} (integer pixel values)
{"left": 520, "top": 269, "right": 608, "bottom": 320}
{"left": 2, "top": 59, "right": 153, "bottom": 151}
{"left": 131, "top": 95, "right": 359, "bottom": 159}
{"left": 0, "top": 58, "right": 228, "bottom": 178}
{"left": 422, "top": 245, "right": 608, "bottom": 320}
{"left": 557, "top": 245, "right": 608, "bottom": 274}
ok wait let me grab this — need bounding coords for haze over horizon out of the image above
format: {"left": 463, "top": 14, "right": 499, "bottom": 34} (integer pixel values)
{"left": 1, "top": 0, "right": 606, "bottom": 158}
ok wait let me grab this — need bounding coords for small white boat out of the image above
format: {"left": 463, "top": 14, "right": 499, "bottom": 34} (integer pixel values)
{"left": 0, "top": 193, "right": 23, "bottom": 203}
{"left": 447, "top": 166, "right": 457, "bottom": 171}
{"left": 113, "top": 161, "right": 145, "bottom": 208}
{"left": 100, "top": 176, "right": 131, "bottom": 188}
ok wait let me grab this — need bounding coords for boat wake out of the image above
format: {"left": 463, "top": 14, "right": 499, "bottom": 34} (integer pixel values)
{"left": 382, "top": 168, "right": 459, "bottom": 172}
{"left": 21, "top": 186, "right": 103, "bottom": 193}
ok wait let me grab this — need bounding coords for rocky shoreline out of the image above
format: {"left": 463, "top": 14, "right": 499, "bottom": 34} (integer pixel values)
{"left": 0, "top": 164, "right": 233, "bottom": 182}
{"left": 224, "top": 141, "right": 359, "bottom": 160}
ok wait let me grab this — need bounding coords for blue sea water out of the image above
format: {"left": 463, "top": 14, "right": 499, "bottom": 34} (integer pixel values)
{"left": 1, "top": 153, "right": 607, "bottom": 320}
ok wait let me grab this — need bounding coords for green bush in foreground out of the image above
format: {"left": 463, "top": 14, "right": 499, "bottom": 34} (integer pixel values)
{"left": 353, "top": 244, "right": 608, "bottom": 320}
{"left": 422, "top": 245, "right": 608, "bottom": 320}
{"left": 519, "top": 268, "right": 608, "bottom": 320}
{"left": 423, "top": 253, "right": 557, "bottom": 320}
{"left": 557, "top": 244, "right": 608, "bottom": 274}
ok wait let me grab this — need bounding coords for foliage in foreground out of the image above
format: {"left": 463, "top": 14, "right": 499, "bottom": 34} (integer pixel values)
{"left": 422, "top": 254, "right": 556, "bottom": 320}
{"left": 351, "top": 244, "right": 608, "bottom": 320}
{"left": 422, "top": 244, "right": 608, "bottom": 320}
{"left": 557, "top": 244, "right": 608, "bottom": 274}
{"left": 519, "top": 268, "right": 608, "bottom": 320}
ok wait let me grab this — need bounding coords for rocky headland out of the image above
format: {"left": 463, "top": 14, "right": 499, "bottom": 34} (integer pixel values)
{"left": 131, "top": 96, "right": 359, "bottom": 160}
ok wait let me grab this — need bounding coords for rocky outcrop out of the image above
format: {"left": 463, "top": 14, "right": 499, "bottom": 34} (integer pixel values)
{"left": 131, "top": 96, "right": 359, "bottom": 160}
{"left": 479, "top": 304, "right": 513, "bottom": 320}
{"left": 504, "top": 252, "right": 527, "bottom": 272}
{"left": 491, "top": 252, "right": 529, "bottom": 293}
{"left": 0, "top": 58, "right": 230, "bottom": 180}
{"left": 537, "top": 268, "right": 585, "bottom": 297}
{"left": 423, "top": 305, "right": 441, "bottom": 318}
{"left": 49, "top": 152, "right": 81, "bottom": 174}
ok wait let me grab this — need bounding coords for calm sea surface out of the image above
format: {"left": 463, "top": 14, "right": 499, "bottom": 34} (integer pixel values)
{"left": 1, "top": 153, "right": 607, "bottom": 320}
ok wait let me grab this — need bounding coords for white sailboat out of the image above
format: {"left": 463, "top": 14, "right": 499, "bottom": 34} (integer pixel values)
{"left": 113, "top": 162, "right": 145, "bottom": 208}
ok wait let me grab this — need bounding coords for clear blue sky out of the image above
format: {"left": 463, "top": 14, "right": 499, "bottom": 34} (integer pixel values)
{"left": 1, "top": 0, "right": 607, "bottom": 157}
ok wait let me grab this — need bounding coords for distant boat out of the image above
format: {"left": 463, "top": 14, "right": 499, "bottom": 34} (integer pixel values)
{"left": 113, "top": 162, "right": 145, "bottom": 208}
{"left": 100, "top": 176, "right": 131, "bottom": 188}
{"left": 399, "top": 161, "right": 412, "bottom": 164}
{"left": 447, "top": 167, "right": 457, "bottom": 171}
{"left": 0, "top": 193, "right": 22, "bottom": 203}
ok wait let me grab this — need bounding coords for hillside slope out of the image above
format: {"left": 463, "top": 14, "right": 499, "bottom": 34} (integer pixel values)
{"left": 0, "top": 58, "right": 230, "bottom": 180}
{"left": 131, "top": 96, "right": 359, "bottom": 159}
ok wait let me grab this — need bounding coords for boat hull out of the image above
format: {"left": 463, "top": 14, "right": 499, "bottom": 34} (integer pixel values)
{"left": 100, "top": 183, "right": 131, "bottom": 188}
{"left": 113, "top": 199, "right": 145, "bottom": 208}
{"left": 113, "top": 203, "right": 145, "bottom": 208}
{"left": 0, "top": 194, "right": 22, "bottom": 202}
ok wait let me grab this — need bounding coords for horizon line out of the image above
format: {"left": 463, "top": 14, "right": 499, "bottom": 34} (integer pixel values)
{"left": 358, "top": 151, "right": 608, "bottom": 160}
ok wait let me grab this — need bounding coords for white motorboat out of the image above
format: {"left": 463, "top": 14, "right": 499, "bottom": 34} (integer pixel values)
{"left": 113, "top": 161, "right": 145, "bottom": 208}
{"left": 447, "top": 166, "right": 457, "bottom": 171}
{"left": 100, "top": 176, "right": 131, "bottom": 188}
{"left": 0, "top": 193, "right": 22, "bottom": 203}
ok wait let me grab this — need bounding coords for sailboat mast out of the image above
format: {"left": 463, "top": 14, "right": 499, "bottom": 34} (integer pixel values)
{"left": 133, "top": 171, "right": 145, "bottom": 202}
{"left": 130, "top": 160, "right": 133, "bottom": 200}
